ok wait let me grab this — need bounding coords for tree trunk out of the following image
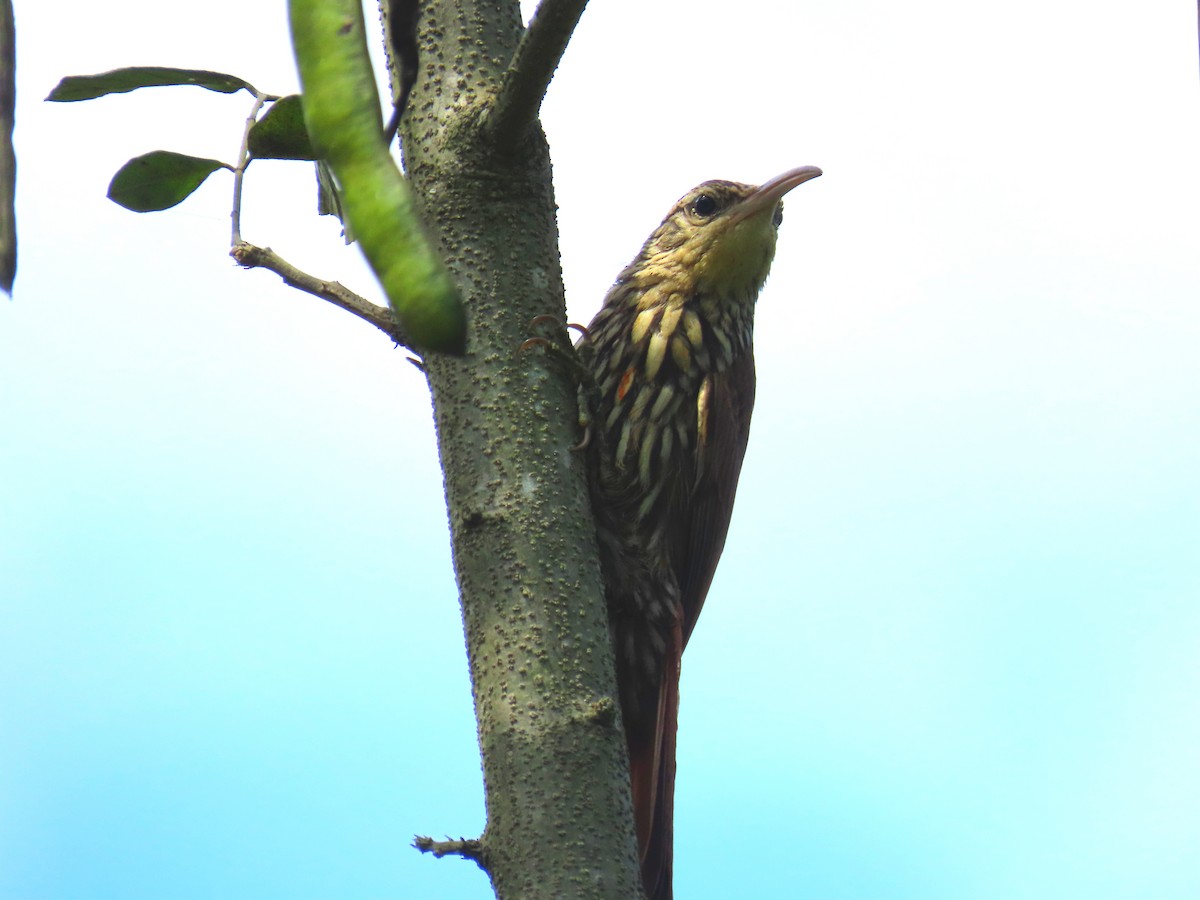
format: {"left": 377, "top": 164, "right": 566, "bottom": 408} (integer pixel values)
{"left": 391, "top": 1, "right": 644, "bottom": 896}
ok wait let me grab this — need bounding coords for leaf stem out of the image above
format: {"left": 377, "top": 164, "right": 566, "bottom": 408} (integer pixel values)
{"left": 231, "top": 92, "right": 267, "bottom": 246}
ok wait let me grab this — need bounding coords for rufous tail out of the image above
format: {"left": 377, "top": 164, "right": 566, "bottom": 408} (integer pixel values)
{"left": 628, "top": 625, "right": 682, "bottom": 900}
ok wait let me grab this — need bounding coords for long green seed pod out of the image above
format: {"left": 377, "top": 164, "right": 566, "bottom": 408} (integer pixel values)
{"left": 289, "top": 0, "right": 466, "bottom": 355}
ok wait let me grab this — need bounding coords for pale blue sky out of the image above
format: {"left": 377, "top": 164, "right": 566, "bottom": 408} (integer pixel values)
{"left": 3, "top": 1, "right": 1199, "bottom": 898}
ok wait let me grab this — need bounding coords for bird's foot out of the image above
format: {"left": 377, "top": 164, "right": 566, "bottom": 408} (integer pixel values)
{"left": 519, "top": 316, "right": 596, "bottom": 451}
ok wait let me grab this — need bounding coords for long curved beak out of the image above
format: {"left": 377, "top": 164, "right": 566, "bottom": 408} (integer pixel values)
{"left": 730, "top": 165, "right": 823, "bottom": 223}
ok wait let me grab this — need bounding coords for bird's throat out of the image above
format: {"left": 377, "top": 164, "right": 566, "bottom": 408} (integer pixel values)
{"left": 692, "top": 212, "right": 779, "bottom": 302}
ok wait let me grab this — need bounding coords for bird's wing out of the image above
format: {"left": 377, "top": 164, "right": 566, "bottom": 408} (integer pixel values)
{"left": 632, "top": 349, "right": 754, "bottom": 897}
{"left": 677, "top": 349, "right": 756, "bottom": 646}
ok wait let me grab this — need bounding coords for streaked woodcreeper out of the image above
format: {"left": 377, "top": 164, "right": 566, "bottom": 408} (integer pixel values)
{"left": 581, "top": 166, "right": 822, "bottom": 900}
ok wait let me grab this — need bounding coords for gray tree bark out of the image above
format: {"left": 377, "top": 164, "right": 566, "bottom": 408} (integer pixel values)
{"left": 388, "top": 1, "right": 645, "bottom": 896}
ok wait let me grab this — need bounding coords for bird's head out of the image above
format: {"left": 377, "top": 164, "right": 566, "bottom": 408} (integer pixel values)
{"left": 629, "top": 166, "right": 823, "bottom": 303}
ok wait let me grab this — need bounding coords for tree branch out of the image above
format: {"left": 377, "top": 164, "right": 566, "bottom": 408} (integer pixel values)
{"left": 230, "top": 241, "right": 409, "bottom": 346}
{"left": 413, "top": 835, "right": 487, "bottom": 868}
{"left": 392, "top": 0, "right": 643, "bottom": 892}
{"left": 487, "top": 0, "right": 589, "bottom": 149}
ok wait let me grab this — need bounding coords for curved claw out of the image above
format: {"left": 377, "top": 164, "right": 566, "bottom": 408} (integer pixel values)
{"left": 521, "top": 316, "right": 598, "bottom": 451}
{"left": 570, "top": 421, "right": 593, "bottom": 452}
{"left": 518, "top": 336, "right": 556, "bottom": 354}
{"left": 527, "top": 315, "right": 589, "bottom": 346}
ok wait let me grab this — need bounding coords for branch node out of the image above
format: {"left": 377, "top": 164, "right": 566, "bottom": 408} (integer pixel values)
{"left": 581, "top": 694, "right": 618, "bottom": 727}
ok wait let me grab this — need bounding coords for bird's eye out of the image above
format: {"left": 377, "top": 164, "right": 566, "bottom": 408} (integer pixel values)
{"left": 773, "top": 204, "right": 784, "bottom": 226}
{"left": 691, "top": 194, "right": 718, "bottom": 218}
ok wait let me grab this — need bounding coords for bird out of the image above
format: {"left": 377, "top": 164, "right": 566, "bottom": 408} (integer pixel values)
{"left": 580, "top": 166, "right": 822, "bottom": 900}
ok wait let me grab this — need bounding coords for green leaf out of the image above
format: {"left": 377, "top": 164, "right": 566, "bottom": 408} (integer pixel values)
{"left": 107, "top": 151, "right": 230, "bottom": 212}
{"left": 248, "top": 95, "right": 315, "bottom": 160}
{"left": 47, "top": 67, "right": 255, "bottom": 102}
{"left": 291, "top": 0, "right": 466, "bottom": 355}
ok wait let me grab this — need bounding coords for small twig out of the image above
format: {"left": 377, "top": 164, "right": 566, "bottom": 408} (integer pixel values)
{"left": 487, "top": 0, "right": 589, "bottom": 150}
{"left": 412, "top": 835, "right": 487, "bottom": 869}
{"left": 226, "top": 97, "right": 412, "bottom": 348}
{"left": 230, "top": 92, "right": 267, "bottom": 246}
{"left": 231, "top": 241, "right": 410, "bottom": 346}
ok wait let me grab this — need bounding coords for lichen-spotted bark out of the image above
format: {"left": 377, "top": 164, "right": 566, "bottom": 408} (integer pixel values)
{"left": 389, "top": 0, "right": 644, "bottom": 896}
